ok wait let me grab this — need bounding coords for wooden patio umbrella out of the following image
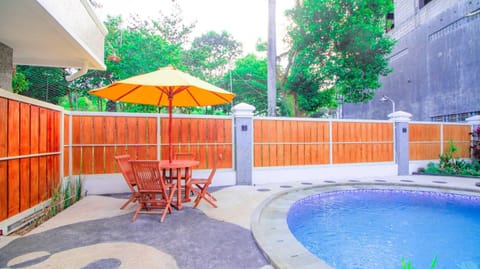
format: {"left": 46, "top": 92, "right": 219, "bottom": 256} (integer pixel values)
{"left": 88, "top": 65, "right": 235, "bottom": 162}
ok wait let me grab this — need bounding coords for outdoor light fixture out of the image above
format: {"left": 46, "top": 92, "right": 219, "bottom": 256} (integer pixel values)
{"left": 380, "top": 95, "right": 395, "bottom": 114}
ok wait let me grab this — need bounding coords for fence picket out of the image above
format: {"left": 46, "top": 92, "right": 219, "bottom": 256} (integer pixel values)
{"left": 93, "top": 116, "right": 105, "bottom": 173}
{"left": 104, "top": 117, "right": 116, "bottom": 173}
{"left": 147, "top": 117, "right": 157, "bottom": 160}
{"left": 81, "top": 117, "right": 94, "bottom": 174}
{"left": 0, "top": 97, "right": 6, "bottom": 220}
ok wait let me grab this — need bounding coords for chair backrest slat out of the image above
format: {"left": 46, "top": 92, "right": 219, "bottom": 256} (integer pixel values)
{"left": 129, "top": 160, "right": 166, "bottom": 192}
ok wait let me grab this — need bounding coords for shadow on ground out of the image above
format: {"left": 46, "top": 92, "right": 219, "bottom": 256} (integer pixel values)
{"left": 0, "top": 206, "right": 268, "bottom": 269}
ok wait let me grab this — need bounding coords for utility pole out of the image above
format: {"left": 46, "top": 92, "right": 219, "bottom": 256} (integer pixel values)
{"left": 267, "top": 0, "right": 277, "bottom": 117}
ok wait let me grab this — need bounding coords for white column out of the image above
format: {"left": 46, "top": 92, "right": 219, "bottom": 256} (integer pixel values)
{"left": 388, "top": 111, "right": 412, "bottom": 175}
{"left": 232, "top": 103, "right": 255, "bottom": 185}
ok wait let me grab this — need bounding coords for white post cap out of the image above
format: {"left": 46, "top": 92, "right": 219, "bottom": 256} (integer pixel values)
{"left": 388, "top": 110, "right": 412, "bottom": 122}
{"left": 232, "top": 103, "right": 255, "bottom": 117}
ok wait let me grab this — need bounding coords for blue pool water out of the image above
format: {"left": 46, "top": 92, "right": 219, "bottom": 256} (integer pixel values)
{"left": 287, "top": 189, "right": 480, "bottom": 269}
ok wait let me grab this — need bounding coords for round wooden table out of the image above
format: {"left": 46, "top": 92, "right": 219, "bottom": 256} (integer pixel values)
{"left": 157, "top": 159, "right": 199, "bottom": 210}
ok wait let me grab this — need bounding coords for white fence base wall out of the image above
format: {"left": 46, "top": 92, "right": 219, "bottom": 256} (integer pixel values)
{"left": 409, "top": 160, "right": 437, "bottom": 174}
{"left": 82, "top": 174, "right": 130, "bottom": 195}
{"left": 0, "top": 200, "right": 51, "bottom": 236}
{"left": 81, "top": 169, "right": 237, "bottom": 195}
{"left": 252, "top": 163, "right": 398, "bottom": 185}
{"left": 79, "top": 161, "right": 446, "bottom": 194}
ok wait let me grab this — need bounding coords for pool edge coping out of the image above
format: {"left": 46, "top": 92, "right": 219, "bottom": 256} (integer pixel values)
{"left": 251, "top": 180, "right": 480, "bottom": 269}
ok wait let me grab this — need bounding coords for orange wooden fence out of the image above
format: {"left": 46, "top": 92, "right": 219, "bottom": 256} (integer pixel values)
{"left": 254, "top": 118, "right": 395, "bottom": 167}
{"left": 0, "top": 97, "right": 61, "bottom": 222}
{"left": 332, "top": 121, "right": 394, "bottom": 164}
{"left": 409, "top": 122, "right": 471, "bottom": 160}
{"left": 65, "top": 114, "right": 158, "bottom": 175}
{"left": 63, "top": 113, "right": 233, "bottom": 176}
{"left": 254, "top": 119, "right": 330, "bottom": 166}
{"left": 160, "top": 117, "right": 233, "bottom": 169}
{"left": 0, "top": 92, "right": 474, "bottom": 224}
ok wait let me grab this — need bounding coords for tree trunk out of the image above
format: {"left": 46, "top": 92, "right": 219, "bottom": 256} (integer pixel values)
{"left": 106, "top": 100, "right": 116, "bottom": 112}
{"left": 267, "top": 0, "right": 277, "bottom": 117}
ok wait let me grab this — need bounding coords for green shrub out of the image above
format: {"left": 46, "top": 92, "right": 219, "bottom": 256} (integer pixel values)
{"left": 419, "top": 140, "right": 480, "bottom": 177}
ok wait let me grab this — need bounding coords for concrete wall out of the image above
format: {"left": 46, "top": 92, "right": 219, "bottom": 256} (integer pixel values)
{"left": 0, "top": 42, "right": 12, "bottom": 92}
{"left": 343, "top": 0, "right": 480, "bottom": 121}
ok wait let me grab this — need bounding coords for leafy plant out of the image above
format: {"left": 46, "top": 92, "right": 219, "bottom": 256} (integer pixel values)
{"left": 396, "top": 256, "right": 437, "bottom": 269}
{"left": 63, "top": 179, "right": 71, "bottom": 209}
{"left": 470, "top": 126, "right": 480, "bottom": 161}
{"left": 63, "top": 175, "right": 84, "bottom": 209}
{"left": 419, "top": 139, "right": 480, "bottom": 176}
{"left": 75, "top": 175, "right": 83, "bottom": 201}
{"left": 438, "top": 140, "right": 458, "bottom": 170}
{"left": 15, "top": 176, "right": 84, "bottom": 235}
{"left": 47, "top": 182, "right": 63, "bottom": 218}
{"left": 12, "top": 72, "right": 29, "bottom": 93}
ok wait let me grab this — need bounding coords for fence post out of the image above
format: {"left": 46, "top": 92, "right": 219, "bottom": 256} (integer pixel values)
{"left": 389, "top": 111, "right": 412, "bottom": 175}
{"left": 68, "top": 112, "right": 73, "bottom": 178}
{"left": 59, "top": 109, "right": 64, "bottom": 180}
{"left": 232, "top": 103, "right": 255, "bottom": 185}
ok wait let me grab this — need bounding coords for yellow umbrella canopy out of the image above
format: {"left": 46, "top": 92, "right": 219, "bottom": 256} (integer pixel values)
{"left": 88, "top": 65, "right": 235, "bottom": 161}
{"left": 88, "top": 65, "right": 235, "bottom": 106}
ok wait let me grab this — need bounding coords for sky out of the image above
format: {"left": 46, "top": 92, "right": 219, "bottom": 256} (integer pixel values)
{"left": 95, "top": 0, "right": 295, "bottom": 55}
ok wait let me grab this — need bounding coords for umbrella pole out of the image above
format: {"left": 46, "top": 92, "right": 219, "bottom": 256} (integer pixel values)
{"left": 169, "top": 97, "right": 173, "bottom": 163}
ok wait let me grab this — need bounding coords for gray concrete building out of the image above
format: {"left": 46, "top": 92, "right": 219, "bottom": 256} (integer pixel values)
{"left": 342, "top": 0, "right": 480, "bottom": 121}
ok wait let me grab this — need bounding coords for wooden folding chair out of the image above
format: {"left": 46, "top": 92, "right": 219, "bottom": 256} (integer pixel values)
{"left": 129, "top": 160, "right": 177, "bottom": 222}
{"left": 168, "top": 151, "right": 197, "bottom": 198}
{"left": 174, "top": 151, "right": 196, "bottom": 180}
{"left": 114, "top": 155, "right": 139, "bottom": 209}
{"left": 186, "top": 153, "right": 222, "bottom": 208}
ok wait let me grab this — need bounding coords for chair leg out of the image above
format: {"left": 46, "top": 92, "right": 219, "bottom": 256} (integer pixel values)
{"left": 205, "top": 191, "right": 217, "bottom": 201}
{"left": 161, "top": 187, "right": 176, "bottom": 222}
{"left": 192, "top": 184, "right": 217, "bottom": 202}
{"left": 132, "top": 203, "right": 143, "bottom": 222}
{"left": 120, "top": 195, "right": 136, "bottom": 209}
{"left": 193, "top": 187, "right": 217, "bottom": 209}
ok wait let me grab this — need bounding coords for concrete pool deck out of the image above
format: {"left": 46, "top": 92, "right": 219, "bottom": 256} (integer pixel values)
{"left": 1, "top": 175, "right": 479, "bottom": 268}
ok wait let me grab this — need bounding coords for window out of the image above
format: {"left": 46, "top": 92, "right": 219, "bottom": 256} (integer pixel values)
{"left": 431, "top": 111, "right": 480, "bottom": 122}
{"left": 459, "top": 113, "right": 470, "bottom": 121}
{"left": 447, "top": 114, "right": 457, "bottom": 122}
{"left": 419, "top": 0, "right": 433, "bottom": 9}
{"left": 386, "top": 12, "right": 395, "bottom": 32}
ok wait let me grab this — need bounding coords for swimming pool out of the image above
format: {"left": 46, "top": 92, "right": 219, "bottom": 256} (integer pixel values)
{"left": 251, "top": 180, "right": 480, "bottom": 269}
{"left": 287, "top": 189, "right": 480, "bottom": 269}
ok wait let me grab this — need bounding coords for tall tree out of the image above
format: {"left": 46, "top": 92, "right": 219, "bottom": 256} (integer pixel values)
{"left": 15, "top": 66, "right": 69, "bottom": 105}
{"left": 222, "top": 54, "right": 269, "bottom": 115}
{"left": 184, "top": 31, "right": 242, "bottom": 82}
{"left": 150, "top": 3, "right": 196, "bottom": 46}
{"left": 285, "top": 0, "right": 395, "bottom": 115}
{"left": 71, "top": 15, "right": 183, "bottom": 112}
